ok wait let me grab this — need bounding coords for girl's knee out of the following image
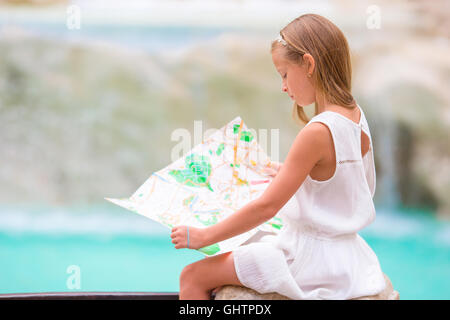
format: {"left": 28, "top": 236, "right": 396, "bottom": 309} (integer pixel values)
{"left": 180, "top": 263, "right": 196, "bottom": 285}
{"left": 180, "top": 261, "right": 209, "bottom": 289}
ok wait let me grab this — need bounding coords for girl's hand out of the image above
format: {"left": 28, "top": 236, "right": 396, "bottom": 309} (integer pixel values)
{"left": 170, "top": 225, "right": 206, "bottom": 250}
{"left": 262, "top": 161, "right": 283, "bottom": 177}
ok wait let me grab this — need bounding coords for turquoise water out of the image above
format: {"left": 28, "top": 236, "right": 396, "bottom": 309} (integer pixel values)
{"left": 361, "top": 208, "right": 450, "bottom": 300}
{"left": 0, "top": 204, "right": 449, "bottom": 299}
{"left": 0, "top": 233, "right": 199, "bottom": 294}
{"left": 0, "top": 204, "right": 205, "bottom": 294}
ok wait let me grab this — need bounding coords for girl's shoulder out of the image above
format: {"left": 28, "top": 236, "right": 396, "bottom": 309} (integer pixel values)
{"left": 294, "top": 121, "right": 334, "bottom": 160}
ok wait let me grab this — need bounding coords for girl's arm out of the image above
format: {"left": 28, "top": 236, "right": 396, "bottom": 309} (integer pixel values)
{"left": 201, "top": 122, "right": 329, "bottom": 247}
{"left": 170, "top": 122, "right": 331, "bottom": 250}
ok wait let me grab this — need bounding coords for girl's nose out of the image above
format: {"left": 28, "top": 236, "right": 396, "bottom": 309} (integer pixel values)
{"left": 282, "top": 85, "right": 288, "bottom": 93}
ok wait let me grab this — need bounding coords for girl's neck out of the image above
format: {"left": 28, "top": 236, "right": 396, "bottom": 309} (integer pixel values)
{"left": 316, "top": 98, "right": 357, "bottom": 114}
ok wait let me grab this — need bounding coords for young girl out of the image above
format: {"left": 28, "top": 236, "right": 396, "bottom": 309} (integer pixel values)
{"left": 170, "top": 13, "right": 386, "bottom": 300}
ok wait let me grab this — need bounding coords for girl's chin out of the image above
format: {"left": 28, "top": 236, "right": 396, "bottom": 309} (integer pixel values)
{"left": 292, "top": 98, "right": 304, "bottom": 106}
{"left": 295, "top": 101, "right": 314, "bottom": 108}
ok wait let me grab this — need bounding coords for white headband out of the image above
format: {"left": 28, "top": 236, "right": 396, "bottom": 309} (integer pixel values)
{"left": 275, "top": 35, "right": 287, "bottom": 46}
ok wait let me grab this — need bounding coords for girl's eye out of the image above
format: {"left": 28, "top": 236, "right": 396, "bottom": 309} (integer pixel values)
{"left": 283, "top": 73, "right": 287, "bottom": 79}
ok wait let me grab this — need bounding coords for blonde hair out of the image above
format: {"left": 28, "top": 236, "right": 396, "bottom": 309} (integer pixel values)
{"left": 271, "top": 14, "right": 356, "bottom": 125}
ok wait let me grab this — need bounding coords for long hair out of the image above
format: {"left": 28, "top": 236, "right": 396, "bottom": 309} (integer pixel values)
{"left": 271, "top": 14, "right": 355, "bottom": 125}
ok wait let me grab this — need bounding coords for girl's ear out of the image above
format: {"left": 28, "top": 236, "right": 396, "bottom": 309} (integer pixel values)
{"left": 303, "top": 54, "right": 315, "bottom": 77}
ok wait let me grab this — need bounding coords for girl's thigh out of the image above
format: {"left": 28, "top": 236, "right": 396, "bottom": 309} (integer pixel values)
{"left": 184, "top": 251, "right": 244, "bottom": 290}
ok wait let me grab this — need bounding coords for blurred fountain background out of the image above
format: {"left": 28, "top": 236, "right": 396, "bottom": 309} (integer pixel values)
{"left": 0, "top": 0, "right": 449, "bottom": 298}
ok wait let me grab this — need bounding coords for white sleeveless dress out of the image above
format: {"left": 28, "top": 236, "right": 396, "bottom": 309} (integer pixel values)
{"left": 232, "top": 104, "right": 386, "bottom": 300}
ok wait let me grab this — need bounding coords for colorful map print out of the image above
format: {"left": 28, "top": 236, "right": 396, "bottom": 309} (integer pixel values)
{"left": 105, "top": 117, "right": 285, "bottom": 257}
